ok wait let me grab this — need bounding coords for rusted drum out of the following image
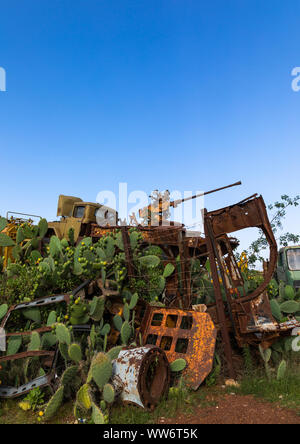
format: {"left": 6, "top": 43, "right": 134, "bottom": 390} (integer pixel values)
{"left": 112, "top": 345, "right": 170, "bottom": 410}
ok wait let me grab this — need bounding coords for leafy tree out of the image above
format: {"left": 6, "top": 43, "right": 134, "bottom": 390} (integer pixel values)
{"left": 244, "top": 195, "right": 300, "bottom": 266}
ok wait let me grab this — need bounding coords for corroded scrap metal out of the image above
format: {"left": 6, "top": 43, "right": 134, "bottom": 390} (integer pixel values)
{"left": 206, "top": 195, "right": 278, "bottom": 304}
{"left": 139, "top": 307, "right": 217, "bottom": 390}
{"left": 111, "top": 345, "right": 170, "bottom": 410}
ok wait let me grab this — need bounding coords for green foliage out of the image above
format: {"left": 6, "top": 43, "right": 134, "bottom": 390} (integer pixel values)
{"left": 6, "top": 336, "right": 22, "bottom": 355}
{"left": 106, "top": 346, "right": 123, "bottom": 361}
{"left": 23, "top": 387, "right": 45, "bottom": 411}
{"left": 0, "top": 233, "right": 15, "bottom": 247}
{"left": 277, "top": 360, "right": 287, "bottom": 380}
{"left": 89, "top": 296, "right": 105, "bottom": 321}
{"left": 113, "top": 314, "right": 123, "bottom": 331}
{"left": 280, "top": 300, "right": 300, "bottom": 314}
{"left": 163, "top": 263, "right": 175, "bottom": 278}
{"left": 138, "top": 255, "right": 160, "bottom": 268}
{"left": 206, "top": 352, "right": 221, "bottom": 386}
{"left": 68, "top": 343, "right": 82, "bottom": 363}
{"left": 61, "top": 365, "right": 79, "bottom": 387}
{"left": 259, "top": 345, "right": 272, "bottom": 380}
{"left": 170, "top": 358, "right": 187, "bottom": 372}
{"left": 120, "top": 321, "right": 132, "bottom": 344}
{"left": 128, "top": 292, "right": 138, "bottom": 310}
{"left": 0, "top": 303, "right": 8, "bottom": 320}
{"left": 92, "top": 402, "right": 105, "bottom": 424}
{"left": 243, "top": 194, "right": 300, "bottom": 265}
{"left": 242, "top": 346, "right": 253, "bottom": 373}
{"left": 103, "top": 383, "right": 115, "bottom": 404}
{"left": 28, "top": 331, "right": 41, "bottom": 351}
{"left": 76, "top": 384, "right": 92, "bottom": 410}
{"left": 46, "top": 311, "right": 57, "bottom": 326}
{"left": 90, "top": 352, "right": 112, "bottom": 389}
{"left": 44, "top": 385, "right": 64, "bottom": 421}
{"left": 22, "top": 308, "right": 41, "bottom": 324}
{"left": 270, "top": 299, "right": 282, "bottom": 321}
{"left": 55, "top": 323, "right": 71, "bottom": 345}
{"left": 284, "top": 285, "right": 296, "bottom": 300}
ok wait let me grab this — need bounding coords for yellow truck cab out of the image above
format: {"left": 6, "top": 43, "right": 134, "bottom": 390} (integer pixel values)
{"left": 47, "top": 195, "right": 118, "bottom": 244}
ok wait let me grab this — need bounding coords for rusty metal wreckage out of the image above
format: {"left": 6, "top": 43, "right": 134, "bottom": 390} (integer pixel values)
{"left": 1, "top": 182, "right": 300, "bottom": 406}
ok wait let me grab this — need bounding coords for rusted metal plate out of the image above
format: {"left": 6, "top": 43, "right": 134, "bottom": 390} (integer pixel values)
{"left": 139, "top": 306, "right": 217, "bottom": 390}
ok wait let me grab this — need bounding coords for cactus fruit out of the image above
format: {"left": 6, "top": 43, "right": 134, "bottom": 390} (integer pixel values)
{"left": 68, "top": 343, "right": 82, "bottom": 363}
{"left": 28, "top": 331, "right": 41, "bottom": 351}
{"left": 55, "top": 323, "right": 71, "bottom": 345}
{"left": 0, "top": 303, "right": 8, "bottom": 320}
{"left": 170, "top": 358, "right": 187, "bottom": 372}
{"left": 90, "top": 352, "right": 112, "bottom": 389}
{"left": 92, "top": 402, "right": 105, "bottom": 424}
{"left": 120, "top": 321, "right": 132, "bottom": 344}
{"left": 44, "top": 385, "right": 64, "bottom": 420}
{"left": 103, "top": 383, "right": 115, "bottom": 404}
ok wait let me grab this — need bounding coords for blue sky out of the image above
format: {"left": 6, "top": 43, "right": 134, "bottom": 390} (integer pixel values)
{"left": 0, "top": 0, "right": 299, "bottom": 249}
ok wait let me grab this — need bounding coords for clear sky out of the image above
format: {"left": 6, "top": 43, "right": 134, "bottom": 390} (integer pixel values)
{"left": 0, "top": 1, "right": 299, "bottom": 249}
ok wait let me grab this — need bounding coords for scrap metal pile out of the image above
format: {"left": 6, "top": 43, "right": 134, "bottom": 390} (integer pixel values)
{"left": 1, "top": 182, "right": 299, "bottom": 420}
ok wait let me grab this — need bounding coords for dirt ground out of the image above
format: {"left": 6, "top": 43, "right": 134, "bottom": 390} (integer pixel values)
{"left": 158, "top": 393, "right": 300, "bottom": 425}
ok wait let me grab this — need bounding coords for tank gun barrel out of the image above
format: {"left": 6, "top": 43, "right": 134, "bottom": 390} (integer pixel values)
{"left": 170, "top": 181, "right": 242, "bottom": 208}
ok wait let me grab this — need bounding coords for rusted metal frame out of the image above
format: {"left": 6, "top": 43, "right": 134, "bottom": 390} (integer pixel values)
{"left": 177, "top": 230, "right": 191, "bottom": 309}
{"left": 207, "top": 196, "right": 278, "bottom": 304}
{"left": 5, "top": 327, "right": 52, "bottom": 337}
{"left": 0, "top": 293, "right": 71, "bottom": 330}
{"left": 204, "top": 210, "right": 235, "bottom": 379}
{"left": 0, "top": 350, "right": 55, "bottom": 364}
{"left": 223, "top": 235, "right": 244, "bottom": 289}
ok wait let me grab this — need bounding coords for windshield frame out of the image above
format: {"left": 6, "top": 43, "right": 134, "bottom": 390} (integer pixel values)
{"left": 286, "top": 248, "right": 300, "bottom": 271}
